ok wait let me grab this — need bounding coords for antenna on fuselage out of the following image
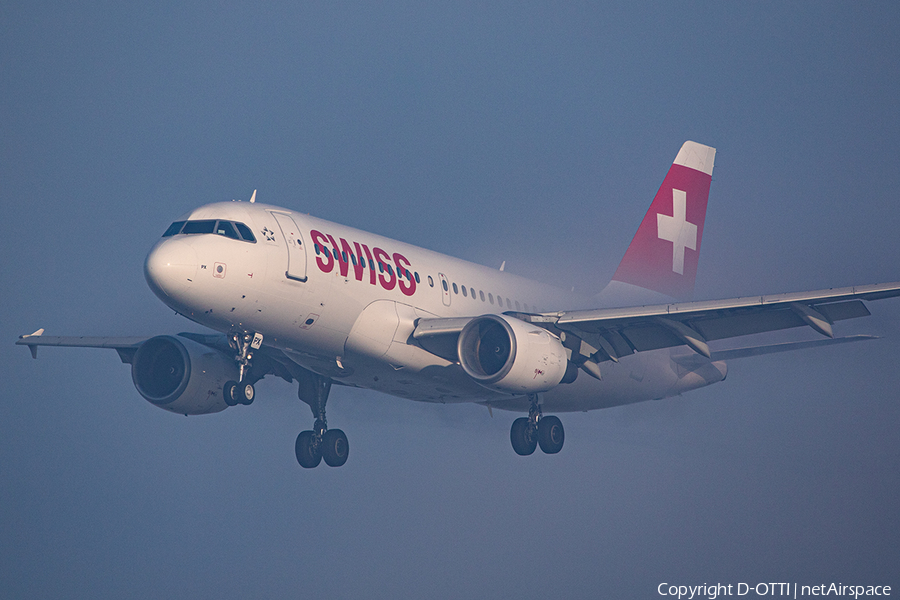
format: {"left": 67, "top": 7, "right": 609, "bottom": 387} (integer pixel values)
{"left": 250, "top": 189, "right": 257, "bottom": 203}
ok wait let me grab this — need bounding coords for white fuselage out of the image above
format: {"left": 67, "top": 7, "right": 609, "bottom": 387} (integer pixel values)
{"left": 145, "top": 201, "right": 726, "bottom": 413}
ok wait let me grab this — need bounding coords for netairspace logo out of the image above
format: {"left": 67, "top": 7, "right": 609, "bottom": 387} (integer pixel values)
{"left": 657, "top": 583, "right": 891, "bottom": 600}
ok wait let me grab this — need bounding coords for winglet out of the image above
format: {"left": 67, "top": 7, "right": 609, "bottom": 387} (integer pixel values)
{"left": 610, "top": 141, "right": 716, "bottom": 300}
{"left": 250, "top": 189, "right": 257, "bottom": 203}
{"left": 20, "top": 328, "right": 45, "bottom": 359}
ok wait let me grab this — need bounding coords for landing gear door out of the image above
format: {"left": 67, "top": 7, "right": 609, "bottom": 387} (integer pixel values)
{"left": 271, "top": 212, "right": 307, "bottom": 282}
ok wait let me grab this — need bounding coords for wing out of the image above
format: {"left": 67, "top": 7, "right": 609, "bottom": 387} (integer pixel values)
{"left": 16, "top": 329, "right": 148, "bottom": 362}
{"left": 17, "top": 329, "right": 306, "bottom": 386}
{"left": 530, "top": 281, "right": 900, "bottom": 362}
{"left": 413, "top": 282, "right": 900, "bottom": 368}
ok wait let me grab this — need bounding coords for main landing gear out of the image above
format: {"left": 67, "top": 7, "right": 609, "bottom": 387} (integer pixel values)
{"left": 294, "top": 372, "right": 348, "bottom": 468}
{"left": 510, "top": 394, "right": 564, "bottom": 456}
{"left": 223, "top": 331, "right": 263, "bottom": 406}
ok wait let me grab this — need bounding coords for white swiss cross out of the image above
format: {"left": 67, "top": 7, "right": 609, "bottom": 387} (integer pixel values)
{"left": 657, "top": 189, "right": 697, "bottom": 275}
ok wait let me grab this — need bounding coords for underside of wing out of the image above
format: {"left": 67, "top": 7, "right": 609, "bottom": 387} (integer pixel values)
{"left": 16, "top": 330, "right": 149, "bottom": 362}
{"left": 534, "top": 281, "right": 900, "bottom": 363}
{"left": 411, "top": 281, "right": 900, "bottom": 377}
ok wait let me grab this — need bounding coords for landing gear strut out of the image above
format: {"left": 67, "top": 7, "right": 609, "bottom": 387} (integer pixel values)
{"left": 510, "top": 394, "right": 564, "bottom": 456}
{"left": 294, "top": 372, "right": 349, "bottom": 468}
{"left": 223, "top": 331, "right": 263, "bottom": 406}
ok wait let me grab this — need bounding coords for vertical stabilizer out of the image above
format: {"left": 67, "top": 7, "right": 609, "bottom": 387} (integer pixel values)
{"left": 609, "top": 141, "right": 715, "bottom": 301}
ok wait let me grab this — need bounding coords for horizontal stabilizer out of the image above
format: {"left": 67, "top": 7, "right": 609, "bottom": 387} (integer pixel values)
{"left": 710, "top": 335, "right": 878, "bottom": 361}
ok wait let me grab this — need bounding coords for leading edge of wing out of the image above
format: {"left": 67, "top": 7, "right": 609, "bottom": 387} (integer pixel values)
{"left": 546, "top": 281, "right": 900, "bottom": 326}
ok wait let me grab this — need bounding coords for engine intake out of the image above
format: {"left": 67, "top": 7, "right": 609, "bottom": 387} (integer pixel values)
{"left": 131, "top": 335, "right": 237, "bottom": 415}
{"left": 457, "top": 315, "right": 567, "bottom": 394}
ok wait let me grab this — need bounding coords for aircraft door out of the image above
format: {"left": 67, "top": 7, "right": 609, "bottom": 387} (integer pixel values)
{"left": 438, "top": 273, "right": 451, "bottom": 307}
{"left": 272, "top": 212, "right": 307, "bottom": 282}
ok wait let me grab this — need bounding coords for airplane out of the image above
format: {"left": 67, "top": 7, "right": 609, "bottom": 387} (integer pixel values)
{"left": 18, "top": 141, "right": 900, "bottom": 468}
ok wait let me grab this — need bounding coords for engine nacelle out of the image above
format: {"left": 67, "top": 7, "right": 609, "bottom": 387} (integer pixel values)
{"left": 457, "top": 314, "right": 567, "bottom": 394}
{"left": 130, "top": 335, "right": 238, "bottom": 415}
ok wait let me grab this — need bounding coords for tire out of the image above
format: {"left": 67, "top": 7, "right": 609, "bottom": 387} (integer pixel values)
{"left": 295, "top": 430, "right": 321, "bottom": 468}
{"left": 321, "top": 429, "right": 349, "bottom": 467}
{"left": 537, "top": 415, "right": 564, "bottom": 454}
{"left": 510, "top": 417, "right": 537, "bottom": 456}
{"left": 239, "top": 382, "right": 255, "bottom": 405}
{"left": 223, "top": 381, "right": 239, "bottom": 406}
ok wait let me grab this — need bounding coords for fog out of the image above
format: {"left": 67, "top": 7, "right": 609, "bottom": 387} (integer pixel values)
{"left": 3, "top": 2, "right": 899, "bottom": 598}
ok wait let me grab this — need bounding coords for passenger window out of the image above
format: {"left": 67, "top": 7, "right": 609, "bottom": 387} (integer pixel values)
{"left": 314, "top": 244, "right": 320, "bottom": 255}
{"left": 506, "top": 298, "right": 512, "bottom": 309}
{"left": 333, "top": 248, "right": 339, "bottom": 259}
{"left": 479, "top": 290, "right": 485, "bottom": 301}
{"left": 441, "top": 279, "right": 448, "bottom": 292}
{"left": 461, "top": 286, "right": 467, "bottom": 297}
{"left": 452, "top": 283, "right": 458, "bottom": 294}
{"left": 428, "top": 276, "right": 434, "bottom": 287}
{"left": 378, "top": 262, "right": 384, "bottom": 273}
{"left": 415, "top": 272, "right": 420, "bottom": 283}
{"left": 515, "top": 301, "right": 521, "bottom": 310}
{"left": 235, "top": 222, "right": 256, "bottom": 242}
{"left": 488, "top": 293, "right": 494, "bottom": 305}
{"left": 162, "top": 221, "right": 185, "bottom": 237}
{"left": 351, "top": 255, "right": 357, "bottom": 266}
{"left": 216, "top": 221, "right": 240, "bottom": 240}
{"left": 182, "top": 220, "right": 216, "bottom": 234}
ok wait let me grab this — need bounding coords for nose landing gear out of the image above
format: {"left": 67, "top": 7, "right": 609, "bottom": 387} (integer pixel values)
{"left": 223, "top": 331, "right": 263, "bottom": 406}
{"left": 294, "top": 372, "right": 349, "bottom": 468}
{"left": 224, "top": 380, "right": 255, "bottom": 406}
{"left": 510, "top": 394, "right": 564, "bottom": 456}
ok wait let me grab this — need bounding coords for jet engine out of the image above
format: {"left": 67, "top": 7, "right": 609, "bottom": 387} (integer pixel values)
{"left": 457, "top": 314, "right": 567, "bottom": 394}
{"left": 130, "top": 335, "right": 237, "bottom": 415}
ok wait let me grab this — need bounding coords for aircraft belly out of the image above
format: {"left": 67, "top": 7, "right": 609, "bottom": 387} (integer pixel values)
{"left": 536, "top": 348, "right": 727, "bottom": 413}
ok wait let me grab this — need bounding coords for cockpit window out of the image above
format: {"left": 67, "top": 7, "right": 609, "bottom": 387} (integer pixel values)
{"left": 234, "top": 222, "right": 256, "bottom": 242}
{"left": 165, "top": 219, "right": 257, "bottom": 243}
{"left": 216, "top": 221, "right": 239, "bottom": 240}
{"left": 162, "top": 221, "right": 186, "bottom": 237}
{"left": 181, "top": 220, "right": 216, "bottom": 234}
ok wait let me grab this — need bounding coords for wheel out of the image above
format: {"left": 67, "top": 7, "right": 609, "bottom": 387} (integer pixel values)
{"left": 223, "top": 381, "right": 239, "bottom": 406}
{"left": 295, "top": 430, "right": 321, "bottom": 468}
{"left": 239, "top": 382, "right": 255, "bottom": 405}
{"left": 537, "top": 415, "right": 564, "bottom": 454}
{"left": 321, "top": 429, "right": 349, "bottom": 467}
{"left": 510, "top": 417, "right": 537, "bottom": 456}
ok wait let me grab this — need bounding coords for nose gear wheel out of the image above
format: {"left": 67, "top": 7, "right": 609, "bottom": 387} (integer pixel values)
{"left": 223, "top": 331, "right": 262, "bottom": 407}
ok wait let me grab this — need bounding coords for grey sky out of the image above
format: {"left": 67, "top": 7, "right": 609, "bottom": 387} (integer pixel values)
{"left": 3, "top": 2, "right": 899, "bottom": 598}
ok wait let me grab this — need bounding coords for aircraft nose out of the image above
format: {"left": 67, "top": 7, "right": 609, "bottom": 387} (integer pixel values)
{"left": 144, "top": 239, "right": 198, "bottom": 300}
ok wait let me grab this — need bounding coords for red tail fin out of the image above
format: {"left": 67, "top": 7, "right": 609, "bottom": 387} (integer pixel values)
{"left": 611, "top": 141, "right": 716, "bottom": 300}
